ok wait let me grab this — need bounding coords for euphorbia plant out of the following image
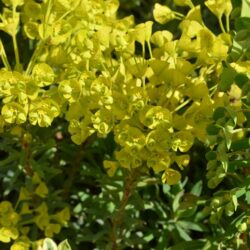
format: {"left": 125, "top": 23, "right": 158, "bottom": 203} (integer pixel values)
{"left": 0, "top": 0, "right": 249, "bottom": 249}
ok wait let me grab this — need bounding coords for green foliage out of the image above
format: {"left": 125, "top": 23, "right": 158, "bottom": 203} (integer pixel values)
{"left": 0, "top": 0, "right": 249, "bottom": 249}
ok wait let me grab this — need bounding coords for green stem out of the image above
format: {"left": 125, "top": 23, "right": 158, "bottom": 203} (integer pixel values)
{"left": 142, "top": 43, "right": 145, "bottom": 62}
{"left": 226, "top": 172, "right": 244, "bottom": 182}
{"left": 147, "top": 40, "right": 153, "bottom": 59}
{"left": 209, "top": 84, "right": 218, "bottom": 97}
{"left": 173, "top": 98, "right": 192, "bottom": 113}
{"left": 133, "top": 55, "right": 144, "bottom": 80}
{"left": 25, "top": 40, "right": 44, "bottom": 75}
{"left": 43, "top": 0, "right": 53, "bottom": 38}
{"left": 174, "top": 12, "right": 185, "bottom": 18}
{"left": 12, "top": 34, "right": 21, "bottom": 71}
{"left": 12, "top": 5, "right": 21, "bottom": 71}
{"left": 218, "top": 17, "right": 226, "bottom": 33}
{"left": 232, "top": 128, "right": 250, "bottom": 134}
{"left": 63, "top": 134, "right": 96, "bottom": 198}
{"left": 175, "top": 16, "right": 183, "bottom": 21}
{"left": 226, "top": 14, "right": 230, "bottom": 33}
{"left": 111, "top": 173, "right": 136, "bottom": 250}
{"left": 0, "top": 39, "right": 11, "bottom": 70}
{"left": 17, "top": 218, "right": 35, "bottom": 226}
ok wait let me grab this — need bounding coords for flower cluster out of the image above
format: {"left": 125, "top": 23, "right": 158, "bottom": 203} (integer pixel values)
{"left": 0, "top": 0, "right": 234, "bottom": 185}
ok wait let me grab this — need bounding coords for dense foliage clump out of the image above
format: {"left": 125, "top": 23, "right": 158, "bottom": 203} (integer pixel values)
{"left": 0, "top": 0, "right": 249, "bottom": 249}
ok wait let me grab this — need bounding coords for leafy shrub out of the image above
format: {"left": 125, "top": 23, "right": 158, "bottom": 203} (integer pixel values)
{"left": 0, "top": 0, "right": 249, "bottom": 249}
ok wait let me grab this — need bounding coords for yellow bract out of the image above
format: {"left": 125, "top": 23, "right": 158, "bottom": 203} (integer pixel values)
{"left": 134, "top": 21, "right": 153, "bottom": 45}
{"left": 32, "top": 63, "right": 55, "bottom": 87}
{"left": 147, "top": 152, "right": 171, "bottom": 173}
{"left": 29, "top": 99, "right": 60, "bottom": 127}
{"left": 153, "top": 4, "right": 176, "bottom": 25}
{"left": 103, "top": 160, "right": 119, "bottom": 177}
{"left": 162, "top": 169, "right": 181, "bottom": 185}
{"left": 174, "top": 0, "right": 193, "bottom": 8}
{"left": 59, "top": 79, "right": 82, "bottom": 103}
{"left": 205, "top": 0, "right": 232, "bottom": 18}
{"left": 151, "top": 30, "right": 173, "bottom": 48}
{"left": 0, "top": 227, "right": 19, "bottom": 243}
{"left": 2, "top": 0, "right": 24, "bottom": 7}
{"left": 172, "top": 131, "right": 194, "bottom": 152}
{"left": 11, "top": 240, "right": 30, "bottom": 250}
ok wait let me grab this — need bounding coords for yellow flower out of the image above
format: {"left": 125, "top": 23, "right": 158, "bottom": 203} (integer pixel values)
{"left": 146, "top": 128, "right": 172, "bottom": 152}
{"left": 59, "top": 79, "right": 82, "bottom": 103}
{"left": 115, "top": 149, "right": 132, "bottom": 169}
{"left": 139, "top": 106, "right": 172, "bottom": 129}
{"left": 32, "top": 63, "right": 55, "bottom": 87}
{"left": 2, "top": 102, "right": 27, "bottom": 124}
{"left": 147, "top": 152, "right": 171, "bottom": 172}
{"left": 115, "top": 123, "right": 145, "bottom": 150}
{"left": 29, "top": 99, "right": 60, "bottom": 127}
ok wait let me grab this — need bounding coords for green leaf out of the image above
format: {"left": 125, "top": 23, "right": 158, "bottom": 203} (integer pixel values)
{"left": 206, "top": 124, "right": 220, "bottom": 135}
{"left": 177, "top": 220, "right": 207, "bottom": 232}
{"left": 205, "top": 151, "right": 217, "bottom": 161}
{"left": 232, "top": 195, "right": 238, "bottom": 210}
{"left": 176, "top": 224, "right": 192, "bottom": 241}
{"left": 231, "top": 137, "right": 250, "bottom": 150}
{"left": 234, "top": 73, "right": 249, "bottom": 88}
{"left": 58, "top": 239, "right": 71, "bottom": 250}
{"left": 213, "top": 107, "right": 227, "bottom": 121}
{"left": 228, "top": 160, "right": 250, "bottom": 171}
{"left": 235, "top": 17, "right": 250, "bottom": 30}
{"left": 245, "top": 191, "right": 250, "bottom": 204}
{"left": 235, "top": 29, "right": 250, "bottom": 42}
{"left": 223, "top": 128, "right": 233, "bottom": 150}
{"left": 167, "top": 240, "right": 205, "bottom": 250}
{"left": 219, "top": 67, "right": 237, "bottom": 91}
{"left": 143, "top": 233, "right": 154, "bottom": 243}
{"left": 172, "top": 191, "right": 184, "bottom": 212}
{"left": 229, "top": 39, "right": 245, "bottom": 61}
{"left": 191, "top": 180, "right": 203, "bottom": 196}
